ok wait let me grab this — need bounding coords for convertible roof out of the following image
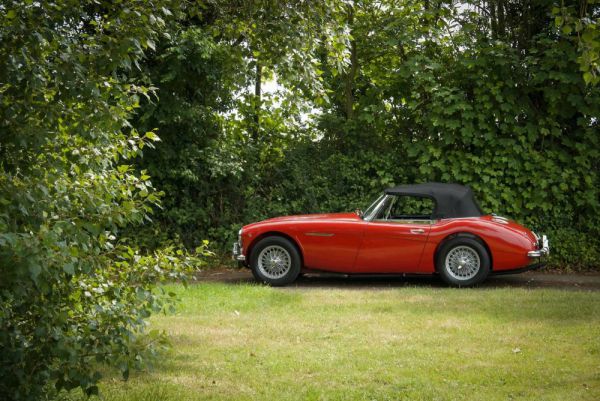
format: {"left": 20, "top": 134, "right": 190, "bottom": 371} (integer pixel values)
{"left": 384, "top": 182, "right": 483, "bottom": 219}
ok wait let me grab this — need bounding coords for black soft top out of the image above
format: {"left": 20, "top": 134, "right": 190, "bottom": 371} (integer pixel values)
{"left": 384, "top": 182, "right": 483, "bottom": 219}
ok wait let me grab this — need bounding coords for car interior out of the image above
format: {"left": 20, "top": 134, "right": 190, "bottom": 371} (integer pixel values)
{"left": 376, "top": 195, "right": 435, "bottom": 224}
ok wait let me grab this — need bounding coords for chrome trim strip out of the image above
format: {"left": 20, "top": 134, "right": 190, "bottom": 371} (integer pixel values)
{"left": 305, "top": 232, "right": 335, "bottom": 237}
{"left": 374, "top": 219, "right": 434, "bottom": 225}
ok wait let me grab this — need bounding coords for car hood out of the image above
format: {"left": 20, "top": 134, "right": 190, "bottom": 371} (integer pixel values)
{"left": 244, "top": 212, "right": 360, "bottom": 229}
{"left": 266, "top": 212, "right": 360, "bottom": 223}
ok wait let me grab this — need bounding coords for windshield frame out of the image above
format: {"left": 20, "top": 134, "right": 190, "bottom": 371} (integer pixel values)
{"left": 362, "top": 194, "right": 388, "bottom": 221}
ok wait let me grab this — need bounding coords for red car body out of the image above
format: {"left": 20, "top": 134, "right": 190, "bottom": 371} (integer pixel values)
{"left": 239, "top": 213, "right": 540, "bottom": 274}
{"left": 233, "top": 183, "right": 549, "bottom": 285}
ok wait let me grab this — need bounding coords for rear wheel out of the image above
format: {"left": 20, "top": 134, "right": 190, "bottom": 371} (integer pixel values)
{"left": 436, "top": 237, "right": 490, "bottom": 287}
{"left": 250, "top": 236, "right": 301, "bottom": 286}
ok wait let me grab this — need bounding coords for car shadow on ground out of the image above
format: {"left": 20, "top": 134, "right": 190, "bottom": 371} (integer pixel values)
{"left": 195, "top": 268, "right": 600, "bottom": 291}
{"left": 292, "top": 273, "right": 600, "bottom": 291}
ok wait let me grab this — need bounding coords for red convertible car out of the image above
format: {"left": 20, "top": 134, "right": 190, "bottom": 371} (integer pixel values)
{"left": 232, "top": 183, "right": 549, "bottom": 286}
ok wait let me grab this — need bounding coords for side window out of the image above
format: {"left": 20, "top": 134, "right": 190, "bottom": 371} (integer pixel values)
{"left": 376, "top": 196, "right": 435, "bottom": 222}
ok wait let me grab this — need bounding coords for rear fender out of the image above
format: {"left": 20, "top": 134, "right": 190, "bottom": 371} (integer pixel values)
{"left": 433, "top": 232, "right": 493, "bottom": 271}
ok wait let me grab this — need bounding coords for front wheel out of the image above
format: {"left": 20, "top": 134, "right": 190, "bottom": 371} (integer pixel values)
{"left": 436, "top": 237, "right": 490, "bottom": 287}
{"left": 250, "top": 236, "right": 301, "bottom": 286}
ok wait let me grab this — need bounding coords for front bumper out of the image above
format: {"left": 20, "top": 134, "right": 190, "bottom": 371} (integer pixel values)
{"left": 232, "top": 241, "right": 245, "bottom": 262}
{"left": 528, "top": 235, "right": 549, "bottom": 258}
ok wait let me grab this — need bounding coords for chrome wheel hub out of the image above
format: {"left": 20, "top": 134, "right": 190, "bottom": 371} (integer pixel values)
{"left": 257, "top": 245, "right": 291, "bottom": 279}
{"left": 445, "top": 246, "right": 480, "bottom": 280}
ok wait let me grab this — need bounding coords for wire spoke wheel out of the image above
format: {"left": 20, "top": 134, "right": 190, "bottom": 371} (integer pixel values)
{"left": 257, "top": 245, "right": 292, "bottom": 280}
{"left": 445, "top": 245, "right": 481, "bottom": 281}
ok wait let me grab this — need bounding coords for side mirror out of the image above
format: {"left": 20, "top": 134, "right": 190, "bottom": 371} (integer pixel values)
{"left": 355, "top": 208, "right": 364, "bottom": 218}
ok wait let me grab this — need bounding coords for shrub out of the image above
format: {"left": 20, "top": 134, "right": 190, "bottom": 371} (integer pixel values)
{"left": 0, "top": 1, "right": 207, "bottom": 399}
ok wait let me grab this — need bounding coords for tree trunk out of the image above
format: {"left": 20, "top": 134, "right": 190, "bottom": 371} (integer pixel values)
{"left": 490, "top": 0, "right": 498, "bottom": 40}
{"left": 252, "top": 60, "right": 262, "bottom": 140}
{"left": 344, "top": 4, "right": 357, "bottom": 121}
{"left": 497, "top": 0, "right": 506, "bottom": 38}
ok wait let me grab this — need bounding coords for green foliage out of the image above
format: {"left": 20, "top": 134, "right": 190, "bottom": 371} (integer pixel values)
{"left": 0, "top": 1, "right": 207, "bottom": 399}
{"left": 0, "top": 0, "right": 598, "bottom": 396}
{"left": 131, "top": 0, "right": 599, "bottom": 270}
{"left": 553, "top": 0, "right": 600, "bottom": 85}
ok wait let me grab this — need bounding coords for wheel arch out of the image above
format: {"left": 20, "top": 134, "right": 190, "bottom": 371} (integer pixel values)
{"left": 247, "top": 231, "right": 304, "bottom": 267}
{"left": 434, "top": 232, "right": 493, "bottom": 271}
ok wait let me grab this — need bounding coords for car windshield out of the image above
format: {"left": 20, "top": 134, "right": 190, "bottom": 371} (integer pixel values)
{"left": 362, "top": 194, "right": 386, "bottom": 220}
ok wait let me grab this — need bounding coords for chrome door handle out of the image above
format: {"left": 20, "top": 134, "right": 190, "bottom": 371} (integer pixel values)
{"left": 410, "top": 229, "right": 425, "bottom": 234}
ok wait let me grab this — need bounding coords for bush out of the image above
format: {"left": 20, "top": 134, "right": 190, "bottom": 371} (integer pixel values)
{"left": 128, "top": 2, "right": 599, "bottom": 271}
{"left": 0, "top": 1, "right": 208, "bottom": 399}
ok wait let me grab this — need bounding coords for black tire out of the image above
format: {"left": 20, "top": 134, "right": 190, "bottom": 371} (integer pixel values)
{"left": 250, "top": 236, "right": 301, "bottom": 286}
{"left": 436, "top": 237, "right": 490, "bottom": 287}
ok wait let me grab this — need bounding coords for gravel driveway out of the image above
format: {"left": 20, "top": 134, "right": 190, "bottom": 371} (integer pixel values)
{"left": 195, "top": 267, "right": 600, "bottom": 291}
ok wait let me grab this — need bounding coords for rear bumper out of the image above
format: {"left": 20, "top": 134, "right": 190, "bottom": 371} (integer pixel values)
{"left": 528, "top": 235, "right": 549, "bottom": 258}
{"left": 491, "top": 262, "right": 546, "bottom": 276}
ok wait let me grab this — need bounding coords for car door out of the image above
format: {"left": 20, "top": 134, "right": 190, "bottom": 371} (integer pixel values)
{"left": 297, "top": 217, "right": 366, "bottom": 273}
{"left": 352, "top": 195, "right": 434, "bottom": 273}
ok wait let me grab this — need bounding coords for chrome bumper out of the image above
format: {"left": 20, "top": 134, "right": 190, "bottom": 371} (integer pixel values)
{"left": 528, "top": 235, "right": 549, "bottom": 258}
{"left": 232, "top": 242, "right": 245, "bottom": 261}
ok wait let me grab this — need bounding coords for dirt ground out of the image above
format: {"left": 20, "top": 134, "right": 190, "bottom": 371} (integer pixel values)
{"left": 194, "top": 267, "right": 600, "bottom": 291}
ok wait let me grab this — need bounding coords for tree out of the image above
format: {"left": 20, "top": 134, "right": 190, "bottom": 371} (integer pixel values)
{"left": 131, "top": 0, "right": 599, "bottom": 269}
{"left": 0, "top": 1, "right": 203, "bottom": 399}
{"left": 553, "top": 0, "right": 600, "bottom": 85}
{"left": 131, "top": 0, "right": 348, "bottom": 247}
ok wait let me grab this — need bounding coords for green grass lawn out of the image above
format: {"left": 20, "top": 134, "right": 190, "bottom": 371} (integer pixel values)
{"left": 73, "top": 283, "right": 600, "bottom": 401}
